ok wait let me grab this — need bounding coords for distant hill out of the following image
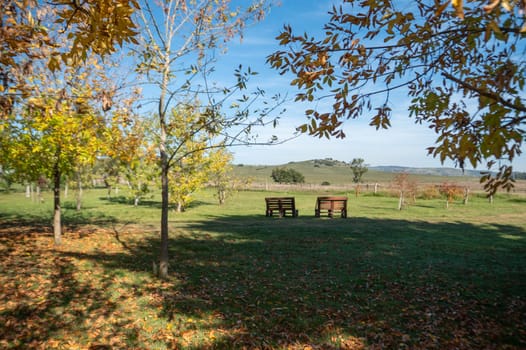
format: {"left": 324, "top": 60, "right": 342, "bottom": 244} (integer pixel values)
{"left": 232, "top": 158, "right": 483, "bottom": 185}
{"left": 369, "top": 165, "right": 483, "bottom": 177}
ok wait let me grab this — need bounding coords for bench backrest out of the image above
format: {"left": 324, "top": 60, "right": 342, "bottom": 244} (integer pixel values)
{"left": 265, "top": 197, "right": 296, "bottom": 209}
{"left": 316, "top": 196, "right": 348, "bottom": 210}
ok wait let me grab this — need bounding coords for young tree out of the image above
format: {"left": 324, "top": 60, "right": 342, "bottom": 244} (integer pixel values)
{"left": 350, "top": 158, "right": 368, "bottom": 183}
{"left": 207, "top": 148, "right": 235, "bottom": 205}
{"left": 392, "top": 173, "right": 417, "bottom": 210}
{"left": 267, "top": 0, "right": 526, "bottom": 194}
{"left": 0, "top": 7, "right": 138, "bottom": 244}
{"left": 135, "top": 0, "right": 282, "bottom": 278}
{"left": 439, "top": 182, "right": 464, "bottom": 209}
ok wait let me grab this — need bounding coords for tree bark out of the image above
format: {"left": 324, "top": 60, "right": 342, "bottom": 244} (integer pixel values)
{"left": 158, "top": 50, "right": 170, "bottom": 279}
{"left": 159, "top": 148, "right": 169, "bottom": 279}
{"left": 53, "top": 160, "right": 62, "bottom": 245}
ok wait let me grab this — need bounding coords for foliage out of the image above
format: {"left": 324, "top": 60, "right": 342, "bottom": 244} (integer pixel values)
{"left": 267, "top": 0, "right": 526, "bottom": 194}
{"left": 350, "top": 158, "right": 368, "bottom": 183}
{"left": 0, "top": 0, "right": 138, "bottom": 72}
{"left": 439, "top": 182, "right": 465, "bottom": 207}
{"left": 271, "top": 167, "right": 305, "bottom": 184}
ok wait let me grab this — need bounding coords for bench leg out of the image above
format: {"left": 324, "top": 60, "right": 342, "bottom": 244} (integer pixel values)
{"left": 341, "top": 210, "right": 347, "bottom": 218}
{"left": 315, "top": 209, "right": 320, "bottom": 217}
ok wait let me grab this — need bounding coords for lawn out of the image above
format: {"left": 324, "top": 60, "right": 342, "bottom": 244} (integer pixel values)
{"left": 1, "top": 188, "right": 525, "bottom": 349}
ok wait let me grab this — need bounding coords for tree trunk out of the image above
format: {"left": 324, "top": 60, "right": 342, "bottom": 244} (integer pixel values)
{"left": 26, "top": 184, "right": 31, "bottom": 198}
{"left": 53, "top": 161, "right": 62, "bottom": 245}
{"left": 463, "top": 187, "right": 469, "bottom": 205}
{"left": 398, "top": 191, "right": 404, "bottom": 210}
{"left": 76, "top": 172, "right": 82, "bottom": 211}
{"left": 159, "top": 150, "right": 169, "bottom": 279}
{"left": 134, "top": 196, "right": 140, "bottom": 207}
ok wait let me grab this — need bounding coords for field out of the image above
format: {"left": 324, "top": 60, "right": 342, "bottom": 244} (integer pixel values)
{"left": 1, "top": 181, "right": 526, "bottom": 349}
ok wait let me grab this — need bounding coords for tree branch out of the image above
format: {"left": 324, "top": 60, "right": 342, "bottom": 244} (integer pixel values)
{"left": 442, "top": 71, "right": 526, "bottom": 113}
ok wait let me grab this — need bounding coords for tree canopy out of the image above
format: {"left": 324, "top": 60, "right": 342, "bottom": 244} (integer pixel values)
{"left": 267, "top": 0, "right": 526, "bottom": 194}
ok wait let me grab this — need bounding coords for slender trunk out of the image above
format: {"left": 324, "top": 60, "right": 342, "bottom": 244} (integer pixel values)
{"left": 463, "top": 187, "right": 469, "bottom": 205}
{"left": 158, "top": 49, "right": 171, "bottom": 279}
{"left": 53, "top": 160, "right": 62, "bottom": 245}
{"left": 176, "top": 201, "right": 184, "bottom": 212}
{"left": 398, "top": 191, "right": 404, "bottom": 210}
{"left": 64, "top": 181, "right": 68, "bottom": 199}
{"left": 37, "top": 185, "right": 42, "bottom": 203}
{"left": 76, "top": 172, "right": 82, "bottom": 211}
{"left": 134, "top": 196, "right": 140, "bottom": 207}
{"left": 25, "top": 184, "right": 30, "bottom": 198}
{"left": 159, "top": 148, "right": 169, "bottom": 279}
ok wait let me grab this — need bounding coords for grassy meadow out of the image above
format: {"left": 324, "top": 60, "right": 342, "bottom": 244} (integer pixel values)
{"left": 1, "top": 175, "right": 525, "bottom": 349}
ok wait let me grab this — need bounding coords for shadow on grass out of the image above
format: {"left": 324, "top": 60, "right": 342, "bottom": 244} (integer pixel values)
{"left": 0, "top": 209, "right": 118, "bottom": 234}
{"left": 1, "top": 215, "right": 525, "bottom": 349}
{"left": 100, "top": 195, "right": 209, "bottom": 211}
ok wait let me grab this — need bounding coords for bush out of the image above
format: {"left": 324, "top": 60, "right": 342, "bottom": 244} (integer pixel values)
{"left": 271, "top": 167, "right": 305, "bottom": 184}
{"left": 321, "top": 181, "right": 330, "bottom": 186}
{"left": 420, "top": 185, "right": 441, "bottom": 200}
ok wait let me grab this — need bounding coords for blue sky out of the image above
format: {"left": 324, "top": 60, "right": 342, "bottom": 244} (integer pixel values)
{"left": 209, "top": 0, "right": 526, "bottom": 171}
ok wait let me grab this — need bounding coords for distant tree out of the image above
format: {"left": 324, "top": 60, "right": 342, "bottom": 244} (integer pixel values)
{"left": 392, "top": 173, "right": 417, "bottom": 210}
{"left": 271, "top": 167, "right": 305, "bottom": 184}
{"left": 350, "top": 158, "right": 368, "bottom": 183}
{"left": 439, "top": 182, "right": 464, "bottom": 209}
{"left": 207, "top": 148, "right": 235, "bottom": 205}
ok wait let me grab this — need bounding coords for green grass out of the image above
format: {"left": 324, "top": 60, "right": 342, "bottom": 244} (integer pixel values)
{"left": 1, "top": 188, "right": 525, "bottom": 349}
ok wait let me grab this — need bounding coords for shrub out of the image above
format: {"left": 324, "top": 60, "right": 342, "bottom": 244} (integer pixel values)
{"left": 321, "top": 181, "right": 330, "bottom": 186}
{"left": 420, "top": 185, "right": 441, "bottom": 200}
{"left": 271, "top": 167, "right": 305, "bottom": 184}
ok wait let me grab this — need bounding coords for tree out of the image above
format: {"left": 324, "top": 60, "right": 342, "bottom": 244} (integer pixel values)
{"left": 267, "top": 0, "right": 526, "bottom": 194}
{"left": 207, "top": 148, "right": 235, "bottom": 205}
{"left": 438, "top": 182, "right": 464, "bottom": 208}
{"left": 350, "top": 158, "right": 368, "bottom": 183}
{"left": 0, "top": 6, "right": 138, "bottom": 244}
{"left": 1, "top": 60, "right": 109, "bottom": 244}
{"left": 271, "top": 167, "right": 305, "bottom": 184}
{"left": 392, "top": 173, "right": 417, "bottom": 210}
{"left": 135, "top": 0, "right": 281, "bottom": 279}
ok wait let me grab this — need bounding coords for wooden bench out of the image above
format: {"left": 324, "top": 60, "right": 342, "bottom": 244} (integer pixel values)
{"left": 315, "top": 196, "right": 348, "bottom": 218}
{"left": 265, "top": 197, "right": 298, "bottom": 217}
